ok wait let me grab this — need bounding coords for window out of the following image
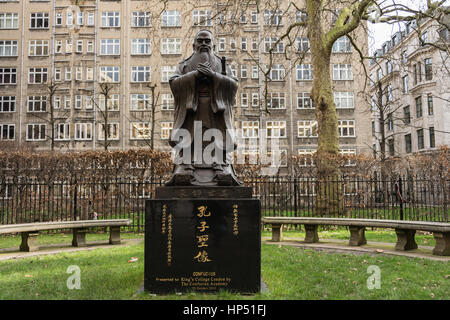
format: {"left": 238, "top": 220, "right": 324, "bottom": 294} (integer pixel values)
{"left": 371, "top": 120, "right": 375, "bottom": 136}
{"left": 132, "top": 11, "right": 151, "bottom": 27}
{"left": 267, "top": 92, "right": 285, "bottom": 109}
{"left": 55, "top": 123, "right": 70, "bottom": 141}
{"left": 55, "top": 40, "right": 62, "bottom": 54}
{"left": 297, "top": 121, "right": 318, "bottom": 138}
{"left": 251, "top": 38, "right": 258, "bottom": 51}
{"left": 0, "top": 124, "right": 15, "bottom": 140}
{"left": 402, "top": 75, "right": 408, "bottom": 93}
{"left": 0, "top": 40, "right": 18, "bottom": 56}
{"left": 250, "top": 11, "right": 258, "bottom": 24}
{"left": 193, "top": 10, "right": 212, "bottom": 26}
{"left": 66, "top": 11, "right": 73, "bottom": 26}
{"left": 333, "top": 64, "right": 353, "bottom": 80}
{"left": 240, "top": 13, "right": 247, "bottom": 24}
{"left": 417, "top": 129, "right": 424, "bottom": 150}
{"left": 161, "top": 66, "right": 176, "bottom": 83}
{"left": 241, "top": 121, "right": 259, "bottom": 138}
{"left": 413, "top": 62, "right": 422, "bottom": 85}
{"left": 162, "top": 10, "right": 181, "bottom": 27}
{"left": 28, "top": 67, "right": 48, "bottom": 84}
{"left": 401, "top": 51, "right": 407, "bottom": 64}
{"left": 0, "top": 96, "right": 15, "bottom": 112}
{"left": 99, "top": 94, "right": 119, "bottom": 111}
{"left": 86, "top": 67, "right": 93, "bottom": 81}
{"left": 76, "top": 12, "right": 84, "bottom": 26}
{"left": 251, "top": 93, "right": 259, "bottom": 107}
{"left": 427, "top": 94, "right": 433, "bottom": 115}
{"left": 387, "top": 113, "right": 393, "bottom": 131}
{"left": 131, "top": 122, "right": 151, "bottom": 140}
{"left": 86, "top": 40, "right": 94, "bottom": 53}
{"left": 161, "top": 38, "right": 181, "bottom": 54}
{"left": 296, "top": 64, "right": 313, "bottom": 80}
{"left": 161, "top": 93, "right": 174, "bottom": 110}
{"left": 64, "top": 96, "right": 71, "bottom": 109}
{"left": 0, "top": 68, "right": 16, "bottom": 84}
{"left": 266, "top": 121, "right": 286, "bottom": 138}
{"left": 27, "top": 96, "right": 47, "bottom": 112}
{"left": 386, "top": 61, "right": 393, "bottom": 74}
{"left": 85, "top": 96, "right": 93, "bottom": 109}
{"left": 66, "top": 39, "right": 72, "bottom": 53}
{"left": 298, "top": 149, "right": 316, "bottom": 167}
{"left": 340, "top": 149, "right": 357, "bottom": 166}
{"left": 65, "top": 67, "right": 71, "bottom": 81}
{"left": 55, "top": 12, "right": 62, "bottom": 26}
{"left": 87, "top": 12, "right": 94, "bottom": 26}
{"left": 420, "top": 31, "right": 428, "bottom": 45}
{"left": 241, "top": 93, "right": 248, "bottom": 108}
{"left": 295, "top": 10, "right": 308, "bottom": 23}
{"left": 0, "top": 13, "right": 19, "bottom": 29}
{"left": 131, "top": 66, "right": 151, "bottom": 83}
{"left": 338, "top": 120, "right": 355, "bottom": 137}
{"left": 297, "top": 92, "right": 313, "bottom": 109}
{"left": 263, "top": 10, "right": 282, "bottom": 26}
{"left": 264, "top": 37, "right": 284, "bottom": 53}
{"left": 101, "top": 12, "right": 120, "bottom": 28}
{"left": 403, "top": 106, "right": 410, "bottom": 124}
{"left": 53, "top": 96, "right": 61, "bottom": 109}
{"left": 424, "top": 58, "right": 432, "bottom": 80}
{"left": 240, "top": 65, "right": 247, "bottom": 79}
{"left": 332, "top": 36, "right": 351, "bottom": 53}
{"left": 251, "top": 66, "right": 258, "bottom": 79}
{"left": 241, "top": 37, "right": 247, "bottom": 51}
{"left": 99, "top": 123, "right": 119, "bottom": 140}
{"left": 161, "top": 122, "right": 173, "bottom": 140}
{"left": 334, "top": 92, "right": 354, "bottom": 109}
{"left": 131, "top": 38, "right": 151, "bottom": 55}
{"left": 415, "top": 96, "right": 422, "bottom": 118}
{"left": 74, "top": 95, "right": 82, "bottom": 109}
{"left": 76, "top": 40, "right": 83, "bottom": 53}
{"left": 218, "top": 38, "right": 226, "bottom": 52}
{"left": 266, "top": 64, "right": 285, "bottom": 81}
{"left": 26, "top": 123, "right": 46, "bottom": 141}
{"left": 99, "top": 66, "right": 120, "bottom": 83}
{"left": 100, "top": 39, "right": 120, "bottom": 55}
{"left": 230, "top": 38, "right": 236, "bottom": 51}
{"left": 130, "top": 94, "right": 151, "bottom": 111}
{"left": 75, "top": 123, "right": 92, "bottom": 140}
{"left": 386, "top": 84, "right": 393, "bottom": 102}
{"left": 295, "top": 37, "right": 309, "bottom": 52}
{"left": 30, "top": 13, "right": 49, "bottom": 29}
{"left": 377, "top": 68, "right": 383, "bottom": 81}
{"left": 230, "top": 64, "right": 237, "bottom": 77}
{"left": 75, "top": 67, "right": 82, "bottom": 81}
{"left": 29, "top": 40, "right": 48, "bottom": 56}
{"left": 405, "top": 134, "right": 412, "bottom": 153}
{"left": 429, "top": 127, "right": 435, "bottom": 148}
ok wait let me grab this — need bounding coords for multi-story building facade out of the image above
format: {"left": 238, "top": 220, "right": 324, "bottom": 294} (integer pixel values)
{"left": 0, "top": 0, "right": 371, "bottom": 173}
{"left": 369, "top": 16, "right": 449, "bottom": 158}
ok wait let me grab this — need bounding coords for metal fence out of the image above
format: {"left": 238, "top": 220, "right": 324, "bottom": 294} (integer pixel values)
{"left": 0, "top": 176, "right": 448, "bottom": 232}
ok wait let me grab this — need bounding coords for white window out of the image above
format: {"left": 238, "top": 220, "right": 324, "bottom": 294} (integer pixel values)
{"left": 76, "top": 12, "right": 84, "bottom": 26}
{"left": 101, "top": 12, "right": 120, "bottom": 28}
{"left": 161, "top": 93, "right": 174, "bottom": 110}
{"left": 29, "top": 40, "right": 48, "bottom": 56}
{"left": 53, "top": 96, "right": 61, "bottom": 109}
{"left": 241, "top": 37, "right": 247, "bottom": 51}
{"left": 86, "top": 40, "right": 94, "bottom": 53}
{"left": 26, "top": 123, "right": 46, "bottom": 141}
{"left": 295, "top": 37, "right": 309, "bottom": 52}
{"left": 66, "top": 39, "right": 72, "bottom": 53}
{"left": 251, "top": 38, "right": 258, "bottom": 51}
{"left": 240, "top": 13, "right": 247, "bottom": 24}
{"left": 161, "top": 10, "right": 181, "bottom": 27}
{"left": 0, "top": 40, "right": 18, "bottom": 56}
{"left": 241, "top": 121, "right": 259, "bottom": 138}
{"left": 241, "top": 93, "right": 248, "bottom": 108}
{"left": 218, "top": 38, "right": 226, "bottom": 52}
{"left": 251, "top": 66, "right": 259, "bottom": 79}
{"left": 334, "top": 92, "right": 354, "bottom": 109}
{"left": 0, "top": 96, "right": 16, "bottom": 112}
{"left": 386, "top": 84, "right": 393, "bottom": 102}
{"left": 333, "top": 64, "right": 353, "bottom": 80}
{"left": 99, "top": 123, "right": 119, "bottom": 140}
{"left": 266, "top": 121, "right": 286, "bottom": 138}
{"left": 64, "top": 96, "right": 71, "bottom": 109}
{"left": 332, "top": 36, "right": 351, "bottom": 53}
{"left": 131, "top": 66, "right": 151, "bottom": 83}
{"left": 66, "top": 11, "right": 73, "bottom": 26}
{"left": 75, "top": 67, "right": 82, "bottom": 81}
{"left": 0, "top": 68, "right": 17, "bottom": 84}
{"left": 75, "top": 123, "right": 92, "bottom": 140}
{"left": 86, "top": 67, "right": 93, "bottom": 81}
{"left": 28, "top": 67, "right": 48, "bottom": 84}
{"left": 74, "top": 95, "right": 82, "bottom": 109}
{"left": 267, "top": 92, "right": 285, "bottom": 109}
{"left": 266, "top": 64, "right": 285, "bottom": 81}
{"left": 99, "top": 66, "right": 120, "bottom": 83}
{"left": 55, "top": 123, "right": 70, "bottom": 141}
{"left": 297, "top": 121, "right": 318, "bottom": 138}
{"left": 99, "top": 94, "right": 120, "bottom": 111}
{"left": 297, "top": 64, "right": 313, "bottom": 80}
{"left": 85, "top": 96, "right": 93, "bottom": 109}
{"left": 27, "top": 96, "right": 47, "bottom": 112}
{"left": 87, "top": 12, "right": 94, "bottom": 26}
{"left": 263, "top": 10, "right": 283, "bottom": 26}
{"left": 55, "top": 13, "right": 62, "bottom": 26}
{"left": 132, "top": 38, "right": 151, "bottom": 55}
{"left": 65, "top": 67, "right": 71, "bottom": 81}
{"left": 295, "top": 10, "right": 308, "bottom": 23}
{"left": 76, "top": 40, "right": 83, "bottom": 53}
{"left": 132, "top": 11, "right": 151, "bottom": 27}
{"left": 160, "top": 122, "right": 173, "bottom": 140}
{"left": 338, "top": 120, "right": 355, "bottom": 137}
{"left": 298, "top": 149, "right": 316, "bottom": 167}
{"left": 193, "top": 10, "right": 212, "bottom": 26}
{"left": 264, "top": 37, "right": 284, "bottom": 53}
{"left": 30, "top": 13, "right": 49, "bottom": 29}
{"left": 161, "top": 38, "right": 181, "bottom": 54}
{"left": 130, "top": 122, "right": 151, "bottom": 139}
{"left": 100, "top": 39, "right": 120, "bottom": 55}
{"left": 251, "top": 92, "right": 259, "bottom": 107}
{"left": 230, "top": 38, "right": 237, "bottom": 51}
{"left": 161, "top": 65, "right": 176, "bottom": 83}
{"left": 0, "top": 13, "right": 19, "bottom": 29}
{"left": 55, "top": 40, "right": 62, "bottom": 54}
{"left": 297, "top": 93, "right": 313, "bottom": 109}
{"left": 240, "top": 65, "right": 247, "bottom": 79}
{"left": 0, "top": 124, "right": 15, "bottom": 140}
{"left": 130, "top": 94, "right": 151, "bottom": 111}
{"left": 250, "top": 11, "right": 258, "bottom": 24}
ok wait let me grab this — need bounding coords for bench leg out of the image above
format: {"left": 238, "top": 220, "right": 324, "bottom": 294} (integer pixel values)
{"left": 72, "top": 228, "right": 88, "bottom": 247}
{"left": 109, "top": 226, "right": 121, "bottom": 245}
{"left": 20, "top": 232, "right": 39, "bottom": 252}
{"left": 432, "top": 232, "right": 450, "bottom": 256}
{"left": 270, "top": 224, "right": 283, "bottom": 242}
{"left": 395, "top": 229, "right": 418, "bottom": 251}
{"left": 304, "top": 225, "right": 319, "bottom": 243}
{"left": 349, "top": 226, "right": 367, "bottom": 246}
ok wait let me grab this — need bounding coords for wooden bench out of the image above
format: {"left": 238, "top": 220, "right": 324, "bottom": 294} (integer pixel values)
{"left": 261, "top": 217, "right": 450, "bottom": 256}
{"left": 0, "top": 219, "right": 132, "bottom": 252}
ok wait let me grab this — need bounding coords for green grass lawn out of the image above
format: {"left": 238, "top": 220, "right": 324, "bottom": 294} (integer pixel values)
{"left": 0, "top": 234, "right": 448, "bottom": 300}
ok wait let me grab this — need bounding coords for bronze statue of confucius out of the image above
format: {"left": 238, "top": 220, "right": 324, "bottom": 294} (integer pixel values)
{"left": 166, "top": 30, "right": 241, "bottom": 186}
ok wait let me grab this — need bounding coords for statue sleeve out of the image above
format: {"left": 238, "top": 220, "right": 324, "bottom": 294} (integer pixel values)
{"left": 169, "top": 67, "right": 197, "bottom": 113}
{"left": 211, "top": 70, "right": 238, "bottom": 113}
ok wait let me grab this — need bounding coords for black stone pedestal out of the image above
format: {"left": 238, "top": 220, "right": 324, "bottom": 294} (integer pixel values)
{"left": 144, "top": 186, "right": 261, "bottom": 294}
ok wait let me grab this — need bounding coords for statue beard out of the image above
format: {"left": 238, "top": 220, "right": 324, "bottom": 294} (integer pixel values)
{"left": 188, "top": 50, "right": 216, "bottom": 71}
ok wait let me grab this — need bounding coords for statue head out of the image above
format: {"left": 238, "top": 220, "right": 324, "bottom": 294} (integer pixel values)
{"left": 193, "top": 30, "right": 214, "bottom": 54}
